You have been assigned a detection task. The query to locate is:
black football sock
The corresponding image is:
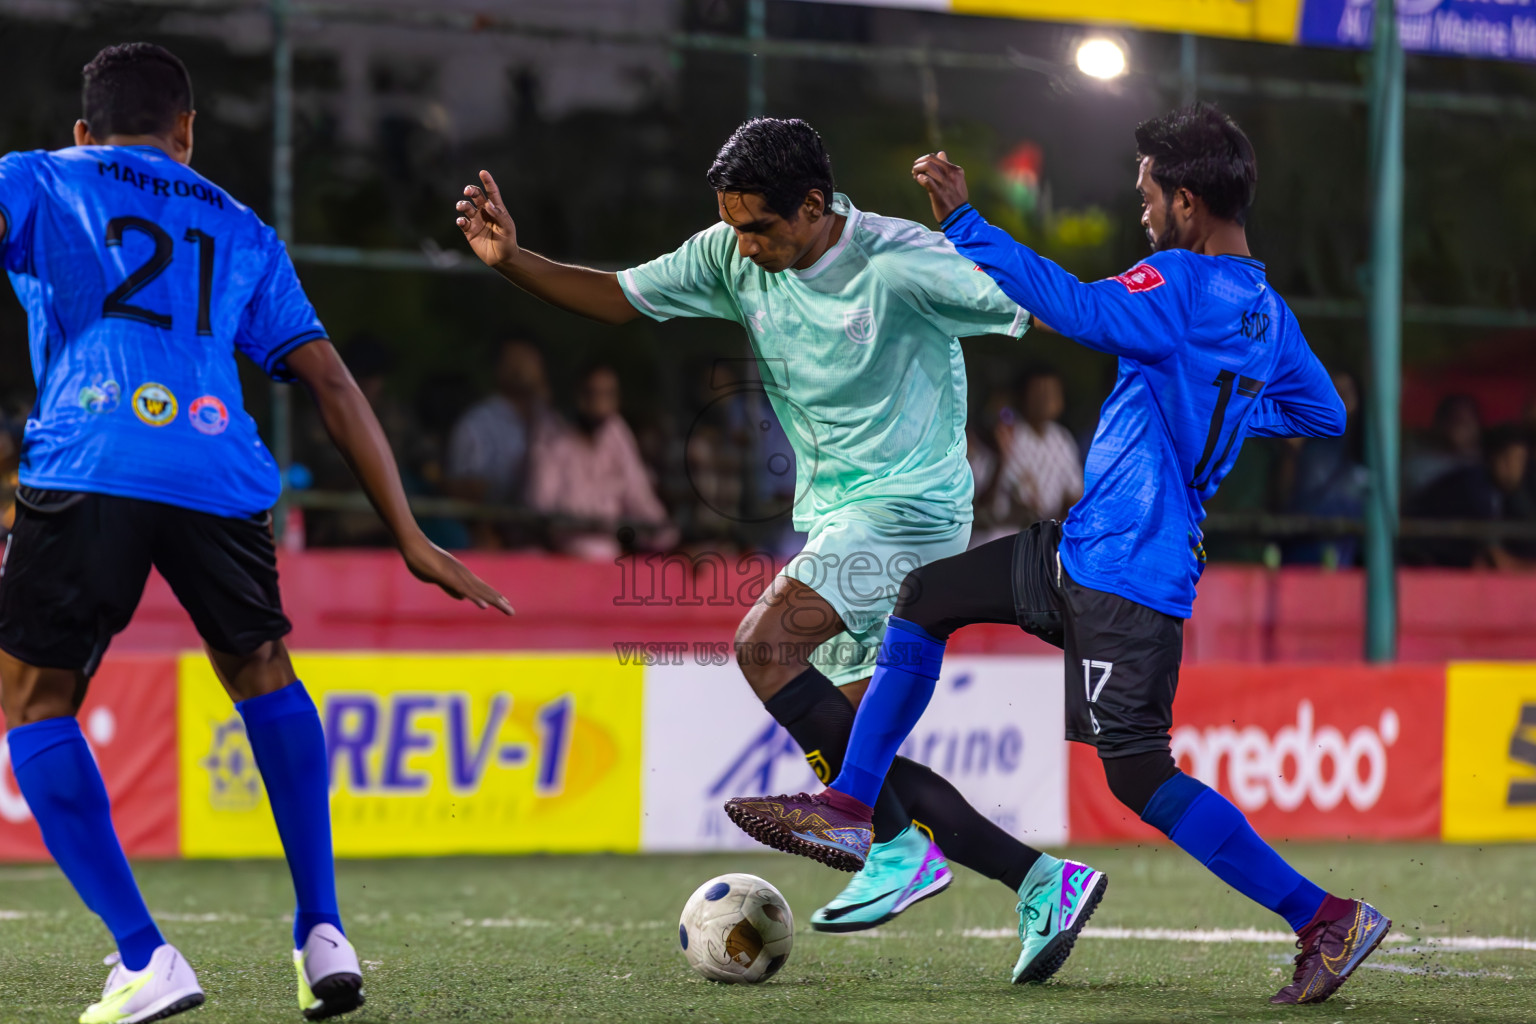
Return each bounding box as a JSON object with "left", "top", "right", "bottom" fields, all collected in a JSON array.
[
  {"left": 761, "top": 666, "right": 910, "bottom": 843},
  {"left": 888, "top": 756, "right": 1042, "bottom": 891}
]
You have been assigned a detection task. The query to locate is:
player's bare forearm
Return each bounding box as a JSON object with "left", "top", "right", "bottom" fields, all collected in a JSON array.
[
  {"left": 286, "top": 341, "right": 514, "bottom": 614},
  {"left": 455, "top": 168, "right": 637, "bottom": 325},
  {"left": 493, "top": 249, "right": 639, "bottom": 325},
  {"left": 286, "top": 342, "right": 420, "bottom": 545}
]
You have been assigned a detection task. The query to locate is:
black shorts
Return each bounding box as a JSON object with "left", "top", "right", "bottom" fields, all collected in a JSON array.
[
  {"left": 1011, "top": 520, "right": 1185, "bottom": 759},
  {"left": 0, "top": 488, "right": 292, "bottom": 676}
]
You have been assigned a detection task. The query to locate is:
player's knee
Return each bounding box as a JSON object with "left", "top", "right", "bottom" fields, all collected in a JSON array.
[
  {"left": 1101, "top": 748, "right": 1180, "bottom": 816},
  {"left": 892, "top": 563, "right": 952, "bottom": 639},
  {"left": 206, "top": 638, "right": 297, "bottom": 703},
  {"left": 0, "top": 660, "right": 85, "bottom": 727}
]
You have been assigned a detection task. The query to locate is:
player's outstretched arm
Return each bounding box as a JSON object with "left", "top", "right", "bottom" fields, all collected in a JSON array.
[
  {"left": 912, "top": 153, "right": 1183, "bottom": 362},
  {"left": 286, "top": 340, "right": 515, "bottom": 615},
  {"left": 455, "top": 170, "right": 639, "bottom": 325}
]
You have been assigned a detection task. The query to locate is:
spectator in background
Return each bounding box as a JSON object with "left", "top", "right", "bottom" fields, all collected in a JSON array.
[
  {"left": 991, "top": 366, "right": 1082, "bottom": 528},
  {"left": 1276, "top": 370, "right": 1367, "bottom": 567},
  {"left": 530, "top": 363, "right": 675, "bottom": 560},
  {"left": 1404, "top": 393, "right": 1482, "bottom": 496},
  {"left": 1406, "top": 423, "right": 1536, "bottom": 568},
  {"left": 298, "top": 334, "right": 432, "bottom": 547},
  {"left": 446, "top": 336, "right": 551, "bottom": 548},
  {"left": 1523, "top": 395, "right": 1536, "bottom": 509}
]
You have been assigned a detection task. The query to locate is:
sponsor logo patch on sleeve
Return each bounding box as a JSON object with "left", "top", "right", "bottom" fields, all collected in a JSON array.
[{"left": 1113, "top": 263, "right": 1165, "bottom": 293}]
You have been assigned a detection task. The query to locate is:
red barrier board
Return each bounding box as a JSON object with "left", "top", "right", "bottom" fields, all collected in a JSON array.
[
  {"left": 0, "top": 656, "right": 180, "bottom": 861},
  {"left": 112, "top": 553, "right": 1536, "bottom": 661},
  {"left": 1069, "top": 664, "right": 1445, "bottom": 842}
]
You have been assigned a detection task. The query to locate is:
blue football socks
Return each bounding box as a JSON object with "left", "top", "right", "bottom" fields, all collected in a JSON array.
[
  {"left": 830, "top": 617, "right": 947, "bottom": 808},
  {"left": 237, "top": 682, "right": 344, "bottom": 948},
  {"left": 1142, "top": 771, "right": 1326, "bottom": 932},
  {"left": 7, "top": 717, "right": 164, "bottom": 970}
]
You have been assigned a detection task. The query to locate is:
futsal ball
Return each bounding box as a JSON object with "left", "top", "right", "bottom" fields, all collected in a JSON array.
[{"left": 678, "top": 873, "right": 794, "bottom": 983}]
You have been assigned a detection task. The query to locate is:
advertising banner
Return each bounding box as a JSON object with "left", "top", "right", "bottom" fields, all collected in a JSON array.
[
  {"left": 641, "top": 656, "right": 1067, "bottom": 852},
  {"left": 0, "top": 656, "right": 179, "bottom": 861},
  {"left": 1069, "top": 664, "right": 1445, "bottom": 842},
  {"left": 1442, "top": 663, "right": 1536, "bottom": 842},
  {"left": 783, "top": 0, "right": 1303, "bottom": 43},
  {"left": 1300, "top": 1, "right": 1536, "bottom": 64},
  {"left": 178, "top": 654, "right": 643, "bottom": 857}
]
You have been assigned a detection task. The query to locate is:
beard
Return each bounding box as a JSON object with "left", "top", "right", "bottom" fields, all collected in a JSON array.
[{"left": 1146, "top": 197, "right": 1178, "bottom": 252}]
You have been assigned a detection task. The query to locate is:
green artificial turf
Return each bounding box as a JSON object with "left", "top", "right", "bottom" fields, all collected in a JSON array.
[{"left": 0, "top": 843, "right": 1531, "bottom": 1023}]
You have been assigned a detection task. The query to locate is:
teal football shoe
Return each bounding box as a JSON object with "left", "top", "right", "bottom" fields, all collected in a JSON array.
[
  {"left": 810, "top": 825, "right": 953, "bottom": 933},
  {"left": 1012, "top": 854, "right": 1108, "bottom": 984}
]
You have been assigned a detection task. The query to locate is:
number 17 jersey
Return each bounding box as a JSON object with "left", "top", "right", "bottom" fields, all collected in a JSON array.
[{"left": 0, "top": 145, "right": 326, "bottom": 518}]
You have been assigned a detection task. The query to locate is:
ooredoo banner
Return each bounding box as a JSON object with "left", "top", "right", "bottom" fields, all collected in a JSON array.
[
  {"left": 1069, "top": 664, "right": 1445, "bottom": 842},
  {"left": 641, "top": 656, "right": 1068, "bottom": 852},
  {"left": 178, "top": 653, "right": 644, "bottom": 857},
  {"left": 0, "top": 656, "right": 180, "bottom": 861}
]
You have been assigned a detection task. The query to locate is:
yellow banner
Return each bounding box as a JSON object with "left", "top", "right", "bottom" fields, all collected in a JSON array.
[
  {"left": 1442, "top": 663, "right": 1536, "bottom": 842},
  {"left": 178, "top": 654, "right": 643, "bottom": 857},
  {"left": 948, "top": 0, "right": 1302, "bottom": 43}
]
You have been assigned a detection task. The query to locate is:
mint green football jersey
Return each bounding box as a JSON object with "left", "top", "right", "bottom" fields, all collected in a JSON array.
[{"left": 618, "top": 194, "right": 1030, "bottom": 529}]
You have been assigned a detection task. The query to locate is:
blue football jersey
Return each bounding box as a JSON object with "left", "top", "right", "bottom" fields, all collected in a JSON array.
[
  {"left": 942, "top": 204, "right": 1345, "bottom": 617},
  {"left": 0, "top": 145, "right": 326, "bottom": 518}
]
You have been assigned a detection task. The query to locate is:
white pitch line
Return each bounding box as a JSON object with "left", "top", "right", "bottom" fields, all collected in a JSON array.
[
  {"left": 1382, "top": 937, "right": 1536, "bottom": 953},
  {"left": 959, "top": 925, "right": 1536, "bottom": 952}
]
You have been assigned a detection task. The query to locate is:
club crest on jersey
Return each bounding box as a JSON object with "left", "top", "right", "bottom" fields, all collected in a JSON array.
[
  {"left": 190, "top": 395, "right": 230, "bottom": 436},
  {"left": 132, "top": 382, "right": 178, "bottom": 426},
  {"left": 77, "top": 380, "right": 121, "bottom": 415},
  {"left": 1114, "top": 263, "right": 1165, "bottom": 293},
  {"left": 844, "top": 307, "right": 876, "bottom": 344}
]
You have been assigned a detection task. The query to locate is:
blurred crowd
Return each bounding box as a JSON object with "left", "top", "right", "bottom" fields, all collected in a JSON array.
[
  {"left": 0, "top": 338, "right": 1531, "bottom": 571},
  {"left": 963, "top": 367, "right": 1536, "bottom": 571}
]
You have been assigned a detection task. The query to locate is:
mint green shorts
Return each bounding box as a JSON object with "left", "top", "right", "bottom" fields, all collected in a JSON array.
[{"left": 777, "top": 508, "right": 971, "bottom": 687}]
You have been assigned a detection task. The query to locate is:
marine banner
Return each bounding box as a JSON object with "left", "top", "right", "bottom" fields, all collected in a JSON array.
[
  {"left": 178, "top": 653, "right": 644, "bottom": 858},
  {"left": 641, "top": 656, "right": 1068, "bottom": 852},
  {"left": 1300, "top": 1, "right": 1536, "bottom": 64}
]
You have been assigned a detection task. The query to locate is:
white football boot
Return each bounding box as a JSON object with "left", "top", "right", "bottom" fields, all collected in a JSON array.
[
  {"left": 79, "top": 944, "right": 204, "bottom": 1024},
  {"left": 293, "top": 923, "right": 365, "bottom": 1021}
]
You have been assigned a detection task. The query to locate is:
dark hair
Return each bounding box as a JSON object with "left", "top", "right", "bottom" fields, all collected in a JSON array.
[
  {"left": 1483, "top": 422, "right": 1528, "bottom": 460},
  {"left": 1134, "top": 104, "right": 1256, "bottom": 224},
  {"left": 578, "top": 361, "right": 618, "bottom": 385},
  {"left": 706, "top": 118, "right": 835, "bottom": 220},
  {"left": 1434, "top": 393, "right": 1481, "bottom": 427},
  {"left": 1015, "top": 364, "right": 1062, "bottom": 390},
  {"left": 81, "top": 43, "right": 193, "bottom": 138}
]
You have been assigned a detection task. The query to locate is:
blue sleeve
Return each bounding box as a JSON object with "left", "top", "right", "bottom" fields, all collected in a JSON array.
[
  {"left": 941, "top": 204, "right": 1195, "bottom": 363},
  {"left": 1244, "top": 324, "right": 1346, "bottom": 439},
  {"left": 0, "top": 152, "right": 41, "bottom": 270},
  {"left": 236, "top": 231, "right": 328, "bottom": 381}
]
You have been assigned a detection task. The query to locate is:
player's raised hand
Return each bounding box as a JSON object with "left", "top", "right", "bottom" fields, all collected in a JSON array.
[
  {"left": 402, "top": 536, "right": 515, "bottom": 615},
  {"left": 456, "top": 170, "right": 520, "bottom": 268},
  {"left": 912, "top": 151, "right": 970, "bottom": 225}
]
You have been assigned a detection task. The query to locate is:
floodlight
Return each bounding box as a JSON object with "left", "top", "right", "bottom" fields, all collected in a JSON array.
[{"left": 1076, "top": 38, "right": 1127, "bottom": 80}]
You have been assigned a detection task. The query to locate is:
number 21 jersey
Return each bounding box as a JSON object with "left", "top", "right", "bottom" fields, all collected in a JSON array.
[{"left": 0, "top": 145, "right": 326, "bottom": 517}]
